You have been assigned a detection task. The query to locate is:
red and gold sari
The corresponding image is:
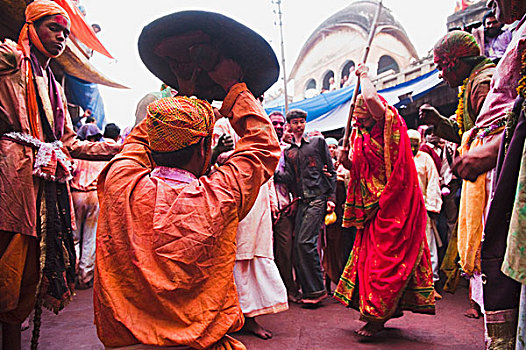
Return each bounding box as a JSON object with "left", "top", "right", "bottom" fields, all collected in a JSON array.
[{"left": 334, "top": 99, "right": 435, "bottom": 322}]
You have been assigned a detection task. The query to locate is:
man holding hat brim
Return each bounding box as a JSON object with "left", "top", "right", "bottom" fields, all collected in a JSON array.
[{"left": 94, "top": 11, "right": 281, "bottom": 350}]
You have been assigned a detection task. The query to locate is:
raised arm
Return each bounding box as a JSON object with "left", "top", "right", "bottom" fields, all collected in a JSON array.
[
  {"left": 356, "top": 63, "right": 385, "bottom": 120},
  {"left": 204, "top": 83, "right": 281, "bottom": 220},
  {"left": 419, "top": 104, "right": 461, "bottom": 144}
]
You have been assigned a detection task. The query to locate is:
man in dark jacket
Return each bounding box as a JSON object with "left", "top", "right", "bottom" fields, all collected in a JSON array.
[{"left": 275, "top": 109, "right": 336, "bottom": 305}]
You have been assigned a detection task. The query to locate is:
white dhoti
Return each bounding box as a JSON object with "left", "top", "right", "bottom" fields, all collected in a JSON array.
[
  {"left": 425, "top": 215, "right": 440, "bottom": 283},
  {"left": 234, "top": 258, "right": 288, "bottom": 317},
  {"left": 213, "top": 118, "right": 288, "bottom": 317},
  {"left": 234, "top": 181, "right": 288, "bottom": 317}
]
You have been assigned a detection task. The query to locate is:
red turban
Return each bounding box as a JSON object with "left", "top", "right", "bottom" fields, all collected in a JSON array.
[{"left": 433, "top": 30, "right": 480, "bottom": 72}]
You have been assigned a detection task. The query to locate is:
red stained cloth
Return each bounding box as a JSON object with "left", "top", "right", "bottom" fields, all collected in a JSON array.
[
  {"left": 335, "top": 101, "right": 435, "bottom": 321},
  {"left": 433, "top": 30, "right": 480, "bottom": 73}
]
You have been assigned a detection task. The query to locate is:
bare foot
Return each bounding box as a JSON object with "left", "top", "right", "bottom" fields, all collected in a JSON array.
[
  {"left": 243, "top": 317, "right": 272, "bottom": 339},
  {"left": 464, "top": 307, "right": 481, "bottom": 319},
  {"left": 434, "top": 290, "right": 442, "bottom": 300},
  {"left": 301, "top": 291, "right": 327, "bottom": 305},
  {"left": 288, "top": 294, "right": 302, "bottom": 304},
  {"left": 355, "top": 322, "right": 385, "bottom": 337}
]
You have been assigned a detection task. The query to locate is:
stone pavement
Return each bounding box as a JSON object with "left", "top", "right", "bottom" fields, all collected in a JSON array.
[{"left": 20, "top": 284, "right": 484, "bottom": 349}]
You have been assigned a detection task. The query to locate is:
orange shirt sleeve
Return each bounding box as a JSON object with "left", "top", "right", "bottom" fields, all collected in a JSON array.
[{"left": 206, "top": 83, "right": 281, "bottom": 220}]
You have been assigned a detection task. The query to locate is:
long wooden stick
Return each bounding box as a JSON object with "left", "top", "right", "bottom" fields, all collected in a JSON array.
[{"left": 341, "top": 0, "right": 383, "bottom": 150}]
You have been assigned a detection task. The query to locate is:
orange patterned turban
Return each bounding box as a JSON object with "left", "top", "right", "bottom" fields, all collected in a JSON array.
[
  {"left": 18, "top": 0, "right": 70, "bottom": 58},
  {"left": 146, "top": 96, "right": 215, "bottom": 153}
]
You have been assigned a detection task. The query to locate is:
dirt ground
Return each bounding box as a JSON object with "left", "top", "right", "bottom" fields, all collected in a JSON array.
[{"left": 19, "top": 283, "right": 484, "bottom": 350}]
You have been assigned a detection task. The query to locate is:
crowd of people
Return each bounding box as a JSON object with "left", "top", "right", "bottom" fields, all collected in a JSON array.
[
  {"left": 419, "top": 0, "right": 526, "bottom": 346},
  {"left": 0, "top": 0, "right": 525, "bottom": 349}
]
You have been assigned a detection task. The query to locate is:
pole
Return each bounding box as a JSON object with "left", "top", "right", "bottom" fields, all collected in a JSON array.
[
  {"left": 275, "top": 0, "right": 289, "bottom": 114},
  {"left": 341, "top": 0, "right": 383, "bottom": 151}
]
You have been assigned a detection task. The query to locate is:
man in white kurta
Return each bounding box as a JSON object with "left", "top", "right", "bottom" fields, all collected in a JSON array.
[
  {"left": 409, "top": 130, "right": 443, "bottom": 299},
  {"left": 213, "top": 117, "right": 288, "bottom": 339}
]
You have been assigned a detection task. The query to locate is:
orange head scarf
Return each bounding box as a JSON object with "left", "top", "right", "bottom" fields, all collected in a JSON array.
[
  {"left": 17, "top": 0, "right": 70, "bottom": 139},
  {"left": 146, "top": 96, "right": 215, "bottom": 153},
  {"left": 18, "top": 0, "right": 70, "bottom": 58}
]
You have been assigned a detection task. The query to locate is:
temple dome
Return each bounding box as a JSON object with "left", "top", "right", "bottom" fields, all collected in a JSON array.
[{"left": 288, "top": 0, "right": 418, "bottom": 101}]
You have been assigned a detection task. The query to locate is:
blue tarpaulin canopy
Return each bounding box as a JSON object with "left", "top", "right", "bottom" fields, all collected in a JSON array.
[{"left": 265, "top": 69, "right": 442, "bottom": 132}]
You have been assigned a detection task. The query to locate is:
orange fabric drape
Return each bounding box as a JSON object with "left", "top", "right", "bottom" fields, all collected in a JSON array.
[
  {"left": 53, "top": 0, "right": 114, "bottom": 59},
  {"left": 94, "top": 86, "right": 281, "bottom": 349},
  {"left": 17, "top": 0, "right": 71, "bottom": 139},
  {"left": 457, "top": 136, "right": 486, "bottom": 276}
]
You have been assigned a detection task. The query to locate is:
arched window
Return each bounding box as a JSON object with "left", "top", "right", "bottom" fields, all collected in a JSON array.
[
  {"left": 304, "top": 79, "right": 317, "bottom": 99},
  {"left": 322, "top": 71, "right": 335, "bottom": 91},
  {"left": 305, "top": 79, "right": 316, "bottom": 90},
  {"left": 341, "top": 60, "right": 355, "bottom": 80},
  {"left": 377, "top": 55, "right": 399, "bottom": 75}
]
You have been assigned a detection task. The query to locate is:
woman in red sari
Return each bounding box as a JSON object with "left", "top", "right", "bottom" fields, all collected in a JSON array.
[{"left": 334, "top": 63, "right": 435, "bottom": 337}]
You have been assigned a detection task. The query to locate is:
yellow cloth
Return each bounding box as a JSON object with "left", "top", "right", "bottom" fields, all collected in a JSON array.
[
  {"left": 353, "top": 94, "right": 368, "bottom": 118},
  {"left": 441, "top": 222, "right": 461, "bottom": 293},
  {"left": 146, "top": 96, "right": 214, "bottom": 152},
  {"left": 0, "top": 232, "right": 39, "bottom": 324},
  {"left": 457, "top": 136, "right": 486, "bottom": 276}
]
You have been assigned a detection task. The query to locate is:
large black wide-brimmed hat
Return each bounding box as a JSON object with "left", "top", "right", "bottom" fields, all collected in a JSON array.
[{"left": 138, "top": 10, "right": 280, "bottom": 101}]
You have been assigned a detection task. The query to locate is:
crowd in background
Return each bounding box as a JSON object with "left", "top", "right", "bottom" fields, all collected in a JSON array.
[{"left": 1, "top": 0, "right": 525, "bottom": 349}]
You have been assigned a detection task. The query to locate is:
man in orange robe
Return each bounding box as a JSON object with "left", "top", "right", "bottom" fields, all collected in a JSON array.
[
  {"left": 0, "top": 2, "right": 120, "bottom": 349},
  {"left": 94, "top": 77, "right": 281, "bottom": 349}
]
